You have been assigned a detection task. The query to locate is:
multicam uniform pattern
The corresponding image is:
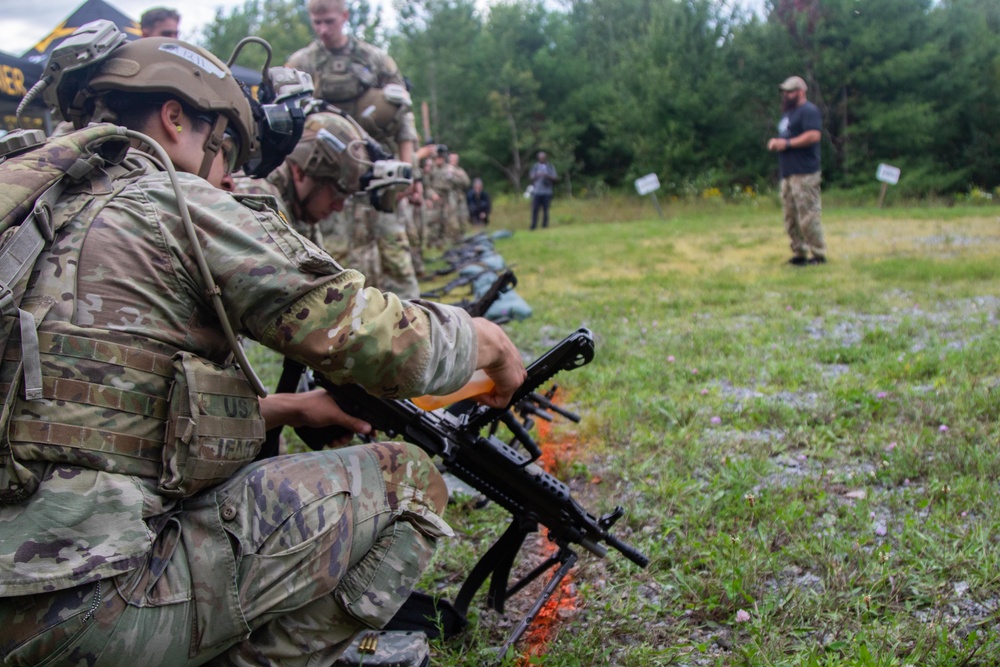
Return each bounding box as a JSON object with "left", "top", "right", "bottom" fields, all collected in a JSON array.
[
  {"left": 231, "top": 162, "right": 317, "bottom": 241},
  {"left": 315, "top": 197, "right": 420, "bottom": 300},
  {"left": 0, "top": 144, "right": 476, "bottom": 666},
  {"left": 424, "top": 162, "right": 450, "bottom": 251},
  {"left": 780, "top": 172, "right": 826, "bottom": 260},
  {"left": 396, "top": 196, "right": 425, "bottom": 278},
  {"left": 444, "top": 163, "right": 471, "bottom": 246},
  {"left": 287, "top": 37, "right": 420, "bottom": 299},
  {"left": 286, "top": 38, "right": 417, "bottom": 147}
]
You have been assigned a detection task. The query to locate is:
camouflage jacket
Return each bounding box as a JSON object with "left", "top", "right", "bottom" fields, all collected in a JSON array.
[
  {"left": 286, "top": 37, "right": 418, "bottom": 151},
  {"left": 427, "top": 164, "right": 467, "bottom": 199},
  {"left": 447, "top": 166, "right": 471, "bottom": 208},
  {"left": 232, "top": 163, "right": 316, "bottom": 241},
  {"left": 0, "top": 148, "right": 476, "bottom": 597}
]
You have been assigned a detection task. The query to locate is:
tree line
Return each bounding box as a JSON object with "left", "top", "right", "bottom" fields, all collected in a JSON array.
[{"left": 203, "top": 0, "right": 1000, "bottom": 198}]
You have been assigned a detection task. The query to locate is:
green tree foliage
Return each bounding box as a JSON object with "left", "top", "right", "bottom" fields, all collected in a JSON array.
[{"left": 199, "top": 0, "right": 999, "bottom": 195}]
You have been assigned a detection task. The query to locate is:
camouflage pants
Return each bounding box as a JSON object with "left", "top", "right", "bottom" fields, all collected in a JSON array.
[
  {"left": 780, "top": 172, "right": 826, "bottom": 259},
  {"left": 0, "top": 443, "right": 450, "bottom": 667},
  {"left": 424, "top": 200, "right": 448, "bottom": 252},
  {"left": 397, "top": 198, "right": 426, "bottom": 277},
  {"left": 319, "top": 200, "right": 419, "bottom": 299},
  {"left": 445, "top": 192, "right": 467, "bottom": 247},
  {"left": 375, "top": 211, "right": 420, "bottom": 299}
]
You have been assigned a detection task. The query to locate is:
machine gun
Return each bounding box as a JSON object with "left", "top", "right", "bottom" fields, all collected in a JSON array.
[
  {"left": 287, "top": 328, "right": 649, "bottom": 658},
  {"left": 452, "top": 267, "right": 517, "bottom": 319}
]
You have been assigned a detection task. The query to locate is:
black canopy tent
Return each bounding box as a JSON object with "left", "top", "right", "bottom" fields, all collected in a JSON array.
[
  {"left": 6, "top": 0, "right": 262, "bottom": 136},
  {"left": 20, "top": 0, "right": 142, "bottom": 67},
  {"left": 21, "top": 0, "right": 263, "bottom": 85},
  {"left": 0, "top": 51, "right": 49, "bottom": 135}
]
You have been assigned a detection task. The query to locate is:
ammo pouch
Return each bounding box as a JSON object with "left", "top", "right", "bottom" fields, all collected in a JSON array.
[{"left": 160, "top": 352, "right": 265, "bottom": 498}]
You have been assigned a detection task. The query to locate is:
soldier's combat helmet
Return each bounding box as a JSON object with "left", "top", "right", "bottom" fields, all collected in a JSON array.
[
  {"left": 286, "top": 112, "right": 369, "bottom": 196},
  {"left": 53, "top": 34, "right": 259, "bottom": 176},
  {"left": 354, "top": 83, "right": 412, "bottom": 144}
]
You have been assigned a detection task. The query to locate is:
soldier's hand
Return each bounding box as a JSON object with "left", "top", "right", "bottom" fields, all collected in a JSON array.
[
  {"left": 260, "top": 390, "right": 372, "bottom": 446},
  {"left": 471, "top": 318, "right": 527, "bottom": 408},
  {"left": 405, "top": 181, "right": 423, "bottom": 206}
]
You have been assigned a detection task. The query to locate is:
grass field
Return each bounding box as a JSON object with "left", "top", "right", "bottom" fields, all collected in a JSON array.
[{"left": 261, "top": 194, "right": 1000, "bottom": 666}]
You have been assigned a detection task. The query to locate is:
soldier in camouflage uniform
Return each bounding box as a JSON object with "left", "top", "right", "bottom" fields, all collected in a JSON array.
[
  {"left": 0, "top": 35, "right": 525, "bottom": 667},
  {"left": 231, "top": 109, "right": 372, "bottom": 245},
  {"left": 423, "top": 146, "right": 450, "bottom": 252},
  {"left": 444, "top": 151, "right": 471, "bottom": 246},
  {"left": 287, "top": 0, "right": 422, "bottom": 298}
]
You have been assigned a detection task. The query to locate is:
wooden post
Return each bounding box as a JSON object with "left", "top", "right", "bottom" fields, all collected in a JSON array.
[
  {"left": 877, "top": 182, "right": 888, "bottom": 209},
  {"left": 650, "top": 193, "right": 665, "bottom": 219}
]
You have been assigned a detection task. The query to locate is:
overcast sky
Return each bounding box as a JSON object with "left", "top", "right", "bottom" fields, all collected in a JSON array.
[
  {"left": 0, "top": 0, "right": 368, "bottom": 57},
  {"left": 1, "top": 0, "right": 764, "bottom": 59}
]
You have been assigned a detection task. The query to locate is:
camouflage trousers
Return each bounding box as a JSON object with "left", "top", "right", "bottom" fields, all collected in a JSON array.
[
  {"left": 397, "top": 198, "right": 426, "bottom": 278},
  {"left": 780, "top": 172, "right": 826, "bottom": 259},
  {"left": 445, "top": 192, "right": 467, "bottom": 247},
  {"left": 0, "top": 443, "right": 450, "bottom": 667},
  {"left": 319, "top": 200, "right": 420, "bottom": 299},
  {"left": 424, "top": 200, "right": 448, "bottom": 252}
]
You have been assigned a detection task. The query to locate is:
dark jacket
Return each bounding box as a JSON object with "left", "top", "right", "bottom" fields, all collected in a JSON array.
[{"left": 467, "top": 188, "right": 492, "bottom": 224}]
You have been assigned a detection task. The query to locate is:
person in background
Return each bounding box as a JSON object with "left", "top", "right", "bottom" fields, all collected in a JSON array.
[
  {"left": 528, "top": 150, "right": 557, "bottom": 230},
  {"left": 424, "top": 144, "right": 450, "bottom": 250},
  {"left": 139, "top": 7, "right": 180, "bottom": 38},
  {"left": 287, "top": 0, "right": 422, "bottom": 298},
  {"left": 467, "top": 177, "right": 491, "bottom": 227},
  {"left": 443, "top": 151, "right": 471, "bottom": 244},
  {"left": 767, "top": 75, "right": 827, "bottom": 266}
]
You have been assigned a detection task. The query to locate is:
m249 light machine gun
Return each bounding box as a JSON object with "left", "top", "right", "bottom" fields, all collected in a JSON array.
[{"left": 290, "top": 328, "right": 649, "bottom": 658}]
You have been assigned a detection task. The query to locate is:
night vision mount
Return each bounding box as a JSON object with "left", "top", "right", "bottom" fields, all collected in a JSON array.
[
  {"left": 16, "top": 20, "right": 128, "bottom": 126},
  {"left": 227, "top": 37, "right": 306, "bottom": 179}
]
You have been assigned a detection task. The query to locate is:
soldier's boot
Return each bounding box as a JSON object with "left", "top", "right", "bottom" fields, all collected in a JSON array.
[{"left": 334, "top": 630, "right": 430, "bottom": 667}]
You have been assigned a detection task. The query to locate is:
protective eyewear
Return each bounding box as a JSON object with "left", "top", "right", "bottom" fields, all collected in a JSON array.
[{"left": 192, "top": 113, "right": 241, "bottom": 175}]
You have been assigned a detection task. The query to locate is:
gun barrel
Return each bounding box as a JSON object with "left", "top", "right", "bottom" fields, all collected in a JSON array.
[
  {"left": 604, "top": 532, "right": 651, "bottom": 567},
  {"left": 526, "top": 391, "right": 580, "bottom": 423}
]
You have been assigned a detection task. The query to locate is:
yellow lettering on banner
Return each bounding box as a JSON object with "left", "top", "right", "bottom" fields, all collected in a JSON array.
[{"left": 0, "top": 65, "right": 27, "bottom": 97}]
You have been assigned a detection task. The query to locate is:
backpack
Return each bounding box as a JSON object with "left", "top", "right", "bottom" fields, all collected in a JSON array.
[{"left": 0, "top": 124, "right": 131, "bottom": 403}]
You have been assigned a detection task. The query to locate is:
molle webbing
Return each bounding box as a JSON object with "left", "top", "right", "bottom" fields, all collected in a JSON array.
[{"left": 3, "top": 330, "right": 177, "bottom": 477}]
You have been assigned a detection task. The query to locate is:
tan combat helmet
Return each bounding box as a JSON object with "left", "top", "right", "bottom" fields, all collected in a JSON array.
[
  {"left": 354, "top": 83, "right": 411, "bottom": 143},
  {"left": 61, "top": 37, "right": 258, "bottom": 176},
  {"left": 286, "top": 112, "right": 370, "bottom": 196}
]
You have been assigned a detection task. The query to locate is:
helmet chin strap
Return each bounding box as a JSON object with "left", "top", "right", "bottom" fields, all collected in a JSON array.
[{"left": 198, "top": 114, "right": 229, "bottom": 179}]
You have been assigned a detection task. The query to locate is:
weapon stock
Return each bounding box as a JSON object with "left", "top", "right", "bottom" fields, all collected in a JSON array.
[{"left": 451, "top": 267, "right": 516, "bottom": 319}]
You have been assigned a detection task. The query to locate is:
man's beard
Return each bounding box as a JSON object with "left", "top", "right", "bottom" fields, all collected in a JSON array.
[{"left": 782, "top": 95, "right": 799, "bottom": 112}]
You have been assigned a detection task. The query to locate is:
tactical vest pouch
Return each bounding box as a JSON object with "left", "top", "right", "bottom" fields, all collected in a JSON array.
[
  {"left": 0, "top": 360, "right": 44, "bottom": 505},
  {"left": 0, "top": 297, "right": 57, "bottom": 505},
  {"left": 318, "top": 55, "right": 367, "bottom": 105},
  {"left": 160, "top": 352, "right": 265, "bottom": 498}
]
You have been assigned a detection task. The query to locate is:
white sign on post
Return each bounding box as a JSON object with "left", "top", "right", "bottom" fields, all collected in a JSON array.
[
  {"left": 634, "top": 173, "right": 661, "bottom": 196},
  {"left": 876, "top": 163, "right": 901, "bottom": 185}
]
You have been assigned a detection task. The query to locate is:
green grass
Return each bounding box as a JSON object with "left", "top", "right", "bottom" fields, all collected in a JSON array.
[{"left": 257, "top": 193, "right": 1000, "bottom": 665}]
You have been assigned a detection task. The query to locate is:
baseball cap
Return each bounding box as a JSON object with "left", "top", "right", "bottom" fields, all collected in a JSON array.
[{"left": 779, "top": 76, "right": 808, "bottom": 92}]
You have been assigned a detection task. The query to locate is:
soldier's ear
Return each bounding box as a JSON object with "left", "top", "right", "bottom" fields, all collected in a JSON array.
[
  {"left": 158, "top": 100, "right": 186, "bottom": 145},
  {"left": 289, "top": 162, "right": 306, "bottom": 185}
]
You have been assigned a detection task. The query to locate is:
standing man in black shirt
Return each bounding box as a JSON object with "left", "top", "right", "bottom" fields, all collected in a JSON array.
[{"left": 767, "top": 76, "right": 827, "bottom": 265}]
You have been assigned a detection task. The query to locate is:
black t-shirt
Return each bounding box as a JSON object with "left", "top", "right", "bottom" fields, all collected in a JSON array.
[{"left": 777, "top": 101, "right": 822, "bottom": 178}]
